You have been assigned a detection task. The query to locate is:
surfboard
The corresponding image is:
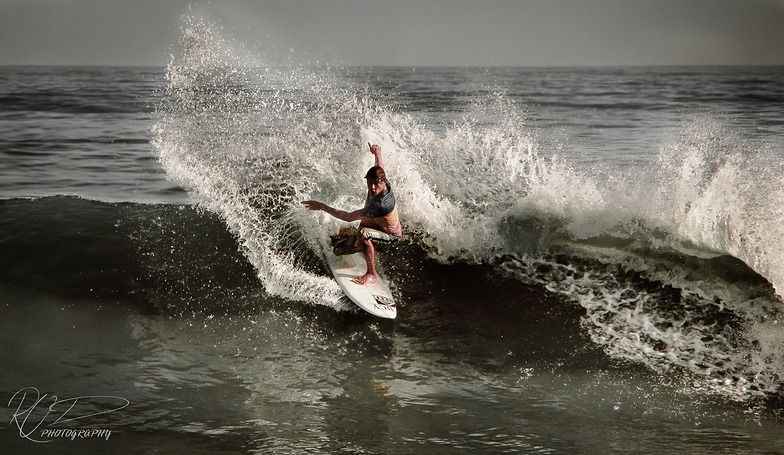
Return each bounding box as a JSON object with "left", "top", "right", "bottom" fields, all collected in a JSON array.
[{"left": 325, "top": 250, "right": 397, "bottom": 319}]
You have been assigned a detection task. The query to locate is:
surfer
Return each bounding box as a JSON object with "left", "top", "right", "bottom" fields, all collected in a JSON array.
[{"left": 301, "top": 143, "right": 403, "bottom": 285}]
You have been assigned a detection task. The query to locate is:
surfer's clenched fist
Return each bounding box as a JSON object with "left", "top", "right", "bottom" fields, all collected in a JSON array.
[{"left": 368, "top": 143, "right": 383, "bottom": 168}]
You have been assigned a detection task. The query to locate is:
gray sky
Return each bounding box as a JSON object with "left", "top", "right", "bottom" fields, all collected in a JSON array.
[{"left": 1, "top": 0, "right": 783, "bottom": 66}]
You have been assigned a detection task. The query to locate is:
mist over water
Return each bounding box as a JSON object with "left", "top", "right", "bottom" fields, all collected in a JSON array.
[{"left": 151, "top": 18, "right": 784, "bottom": 404}]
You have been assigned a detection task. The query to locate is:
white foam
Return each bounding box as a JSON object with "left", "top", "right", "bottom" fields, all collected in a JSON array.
[
  {"left": 154, "top": 19, "right": 784, "bottom": 398},
  {"left": 154, "top": 19, "right": 345, "bottom": 309}
]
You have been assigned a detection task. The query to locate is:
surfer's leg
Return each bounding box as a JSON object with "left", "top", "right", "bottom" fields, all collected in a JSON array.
[{"left": 352, "top": 234, "right": 377, "bottom": 285}]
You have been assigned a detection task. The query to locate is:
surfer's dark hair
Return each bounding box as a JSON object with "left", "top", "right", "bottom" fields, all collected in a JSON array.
[{"left": 364, "top": 166, "right": 387, "bottom": 183}]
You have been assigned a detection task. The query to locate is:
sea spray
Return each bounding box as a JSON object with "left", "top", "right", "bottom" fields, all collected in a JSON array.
[
  {"left": 153, "top": 18, "right": 784, "bottom": 400},
  {"left": 497, "top": 114, "right": 784, "bottom": 399},
  {"left": 152, "top": 19, "right": 552, "bottom": 297},
  {"left": 662, "top": 117, "right": 784, "bottom": 300},
  {"left": 154, "top": 18, "right": 344, "bottom": 308},
  {"left": 152, "top": 19, "right": 488, "bottom": 306}
]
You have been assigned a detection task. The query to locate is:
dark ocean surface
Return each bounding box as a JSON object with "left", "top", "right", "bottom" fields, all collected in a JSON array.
[{"left": 2, "top": 21, "right": 784, "bottom": 454}]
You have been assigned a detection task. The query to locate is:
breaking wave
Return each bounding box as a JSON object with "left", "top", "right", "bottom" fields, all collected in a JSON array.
[{"left": 151, "top": 18, "right": 784, "bottom": 399}]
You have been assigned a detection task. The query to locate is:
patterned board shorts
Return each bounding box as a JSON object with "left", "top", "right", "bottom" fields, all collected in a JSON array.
[
  {"left": 359, "top": 227, "right": 400, "bottom": 242},
  {"left": 331, "top": 227, "right": 401, "bottom": 256}
]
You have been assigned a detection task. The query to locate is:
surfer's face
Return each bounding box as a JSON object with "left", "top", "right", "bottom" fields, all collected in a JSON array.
[{"left": 366, "top": 178, "right": 387, "bottom": 196}]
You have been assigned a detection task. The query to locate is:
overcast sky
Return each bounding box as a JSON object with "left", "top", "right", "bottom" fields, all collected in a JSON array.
[{"left": 1, "top": 0, "right": 783, "bottom": 67}]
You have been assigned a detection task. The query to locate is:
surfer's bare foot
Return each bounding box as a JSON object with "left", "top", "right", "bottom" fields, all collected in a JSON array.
[{"left": 352, "top": 273, "right": 377, "bottom": 285}]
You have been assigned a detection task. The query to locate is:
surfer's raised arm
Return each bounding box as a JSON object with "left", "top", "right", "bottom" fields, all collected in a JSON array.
[{"left": 368, "top": 142, "right": 384, "bottom": 169}]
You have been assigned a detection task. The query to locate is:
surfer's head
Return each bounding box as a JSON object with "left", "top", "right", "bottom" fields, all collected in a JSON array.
[
  {"left": 364, "top": 166, "right": 387, "bottom": 183},
  {"left": 365, "top": 166, "right": 387, "bottom": 196}
]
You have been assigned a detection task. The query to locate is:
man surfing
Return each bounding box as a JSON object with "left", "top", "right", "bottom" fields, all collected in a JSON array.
[{"left": 301, "top": 143, "right": 403, "bottom": 285}]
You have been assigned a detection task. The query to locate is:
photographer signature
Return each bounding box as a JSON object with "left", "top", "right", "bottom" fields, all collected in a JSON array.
[{"left": 8, "top": 386, "right": 129, "bottom": 443}]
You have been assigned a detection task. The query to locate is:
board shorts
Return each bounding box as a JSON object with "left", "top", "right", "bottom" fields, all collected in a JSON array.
[
  {"left": 331, "top": 227, "right": 401, "bottom": 256},
  {"left": 359, "top": 227, "right": 401, "bottom": 243}
]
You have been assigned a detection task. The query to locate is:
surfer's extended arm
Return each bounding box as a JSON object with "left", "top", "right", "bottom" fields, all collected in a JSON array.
[{"left": 301, "top": 200, "right": 363, "bottom": 222}]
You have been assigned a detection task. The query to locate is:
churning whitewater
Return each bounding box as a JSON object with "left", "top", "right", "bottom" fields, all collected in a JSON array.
[{"left": 151, "top": 19, "right": 784, "bottom": 401}]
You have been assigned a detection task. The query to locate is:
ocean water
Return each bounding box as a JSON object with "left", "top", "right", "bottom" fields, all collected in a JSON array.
[{"left": 2, "top": 20, "right": 784, "bottom": 454}]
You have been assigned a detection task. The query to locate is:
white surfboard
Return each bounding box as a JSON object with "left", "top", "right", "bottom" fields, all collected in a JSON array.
[{"left": 325, "top": 250, "right": 397, "bottom": 319}]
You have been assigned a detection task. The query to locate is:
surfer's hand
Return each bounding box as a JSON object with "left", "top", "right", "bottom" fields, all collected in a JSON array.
[
  {"left": 368, "top": 143, "right": 384, "bottom": 168},
  {"left": 301, "top": 200, "right": 323, "bottom": 211},
  {"left": 368, "top": 142, "right": 381, "bottom": 156}
]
